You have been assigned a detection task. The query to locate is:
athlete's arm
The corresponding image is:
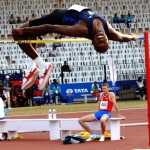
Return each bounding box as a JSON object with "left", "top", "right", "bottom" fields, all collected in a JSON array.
[
  {"left": 95, "top": 92, "right": 102, "bottom": 103},
  {"left": 107, "top": 22, "right": 139, "bottom": 42},
  {"left": 110, "top": 92, "right": 126, "bottom": 119}
]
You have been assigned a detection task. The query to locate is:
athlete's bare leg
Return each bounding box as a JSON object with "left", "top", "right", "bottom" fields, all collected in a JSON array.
[
  {"left": 100, "top": 114, "right": 109, "bottom": 135},
  {"left": 12, "top": 24, "right": 52, "bottom": 39},
  {"left": 12, "top": 22, "right": 38, "bottom": 59},
  {"left": 12, "top": 23, "right": 53, "bottom": 90},
  {"left": 78, "top": 114, "right": 96, "bottom": 134}
]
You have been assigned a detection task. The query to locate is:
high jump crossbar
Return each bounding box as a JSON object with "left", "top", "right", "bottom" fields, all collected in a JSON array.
[
  {"left": 0, "top": 36, "right": 145, "bottom": 44},
  {"left": 0, "top": 39, "right": 91, "bottom": 44}
]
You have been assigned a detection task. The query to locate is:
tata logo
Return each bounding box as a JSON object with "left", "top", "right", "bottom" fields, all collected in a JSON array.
[
  {"left": 66, "top": 89, "right": 89, "bottom": 93},
  {"left": 66, "top": 89, "right": 73, "bottom": 93},
  {"left": 74, "top": 89, "right": 88, "bottom": 93}
]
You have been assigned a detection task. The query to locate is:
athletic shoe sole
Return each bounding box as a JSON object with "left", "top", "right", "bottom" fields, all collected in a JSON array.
[
  {"left": 21, "top": 68, "right": 39, "bottom": 90},
  {"left": 38, "top": 64, "right": 53, "bottom": 90}
]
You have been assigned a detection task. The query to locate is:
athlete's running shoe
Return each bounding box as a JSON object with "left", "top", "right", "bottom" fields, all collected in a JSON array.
[
  {"left": 21, "top": 66, "right": 39, "bottom": 90},
  {"left": 38, "top": 63, "right": 53, "bottom": 90},
  {"left": 99, "top": 134, "right": 105, "bottom": 142},
  {"left": 86, "top": 134, "right": 97, "bottom": 142}
]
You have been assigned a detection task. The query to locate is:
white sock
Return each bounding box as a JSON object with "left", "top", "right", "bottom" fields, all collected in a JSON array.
[
  {"left": 34, "top": 56, "right": 46, "bottom": 70},
  {"left": 27, "top": 57, "right": 36, "bottom": 70}
]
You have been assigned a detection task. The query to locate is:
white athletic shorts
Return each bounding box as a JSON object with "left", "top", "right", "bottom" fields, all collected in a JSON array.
[{"left": 3, "top": 91, "right": 10, "bottom": 98}]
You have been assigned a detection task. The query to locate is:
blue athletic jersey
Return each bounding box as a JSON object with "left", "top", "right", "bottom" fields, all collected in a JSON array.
[{"left": 63, "top": 9, "right": 110, "bottom": 40}]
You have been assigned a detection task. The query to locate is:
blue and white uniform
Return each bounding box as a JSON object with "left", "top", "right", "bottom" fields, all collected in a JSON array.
[
  {"left": 63, "top": 6, "right": 110, "bottom": 39},
  {"left": 29, "top": 4, "right": 110, "bottom": 40}
]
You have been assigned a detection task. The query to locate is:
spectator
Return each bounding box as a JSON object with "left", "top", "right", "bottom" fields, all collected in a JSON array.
[
  {"left": 3, "top": 75, "right": 13, "bottom": 109},
  {"left": 112, "top": 13, "right": 119, "bottom": 24},
  {"left": 42, "top": 82, "right": 52, "bottom": 105},
  {"left": 12, "top": 87, "right": 26, "bottom": 107},
  {"left": 61, "top": 61, "right": 71, "bottom": 73},
  {"left": 91, "top": 81, "right": 101, "bottom": 100},
  {"left": 53, "top": 36, "right": 61, "bottom": 47},
  {"left": 52, "top": 82, "right": 63, "bottom": 104},
  {"left": 52, "top": 79, "right": 59, "bottom": 84},
  {"left": 119, "top": 14, "right": 126, "bottom": 23},
  {"left": 12, "top": 89, "right": 18, "bottom": 106},
  {"left": 9, "top": 84, "right": 15, "bottom": 108},
  {"left": 30, "top": 13, "right": 36, "bottom": 20},
  {"left": 9, "top": 14, "right": 16, "bottom": 24},
  {"left": 136, "top": 76, "right": 147, "bottom": 100},
  {"left": 49, "top": 45, "right": 59, "bottom": 57},
  {"left": 125, "top": 12, "right": 134, "bottom": 28},
  {"left": 16, "top": 17, "right": 22, "bottom": 24},
  {"left": 24, "top": 87, "right": 34, "bottom": 106},
  {"left": 24, "top": 17, "right": 29, "bottom": 23},
  {"left": 61, "top": 61, "right": 71, "bottom": 84}
]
